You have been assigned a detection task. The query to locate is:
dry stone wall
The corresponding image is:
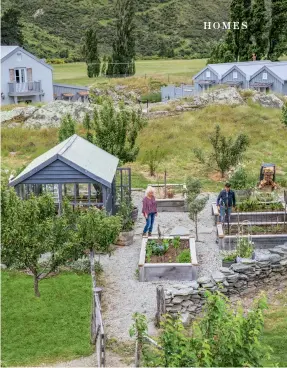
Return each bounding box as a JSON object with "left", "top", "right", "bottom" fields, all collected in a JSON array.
[{"left": 157, "top": 244, "right": 287, "bottom": 325}]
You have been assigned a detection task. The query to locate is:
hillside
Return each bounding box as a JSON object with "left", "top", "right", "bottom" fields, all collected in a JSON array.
[{"left": 1, "top": 0, "right": 231, "bottom": 60}]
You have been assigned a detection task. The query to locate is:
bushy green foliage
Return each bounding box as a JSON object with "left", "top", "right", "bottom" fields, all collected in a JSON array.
[
  {"left": 209, "top": 125, "right": 249, "bottom": 178},
  {"left": 93, "top": 101, "right": 147, "bottom": 164},
  {"left": 1, "top": 8, "right": 24, "bottom": 46},
  {"left": 1, "top": 189, "right": 79, "bottom": 296},
  {"left": 76, "top": 207, "right": 122, "bottom": 255},
  {"left": 117, "top": 196, "right": 135, "bottom": 231},
  {"left": 229, "top": 166, "right": 256, "bottom": 190},
  {"left": 83, "top": 113, "right": 93, "bottom": 142},
  {"left": 58, "top": 114, "right": 76, "bottom": 142},
  {"left": 66, "top": 256, "right": 103, "bottom": 274},
  {"left": 140, "top": 92, "right": 161, "bottom": 103},
  {"left": 107, "top": 0, "right": 136, "bottom": 76},
  {"left": 130, "top": 292, "right": 271, "bottom": 367},
  {"left": 176, "top": 249, "right": 191, "bottom": 263},
  {"left": 82, "top": 28, "right": 100, "bottom": 78},
  {"left": 142, "top": 146, "right": 165, "bottom": 176}
]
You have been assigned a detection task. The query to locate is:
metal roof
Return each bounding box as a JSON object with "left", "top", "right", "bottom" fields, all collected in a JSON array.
[
  {"left": 9, "top": 135, "right": 119, "bottom": 188},
  {"left": 266, "top": 65, "right": 287, "bottom": 81},
  {"left": 1, "top": 46, "right": 18, "bottom": 59},
  {"left": 193, "top": 60, "right": 273, "bottom": 80},
  {"left": 1, "top": 46, "right": 53, "bottom": 70}
]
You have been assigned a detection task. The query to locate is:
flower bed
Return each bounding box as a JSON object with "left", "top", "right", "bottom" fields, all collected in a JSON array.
[
  {"left": 229, "top": 224, "right": 287, "bottom": 235},
  {"left": 138, "top": 236, "right": 198, "bottom": 282}
]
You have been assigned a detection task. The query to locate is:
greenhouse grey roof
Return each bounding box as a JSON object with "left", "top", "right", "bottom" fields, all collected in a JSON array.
[{"left": 9, "top": 135, "right": 119, "bottom": 188}]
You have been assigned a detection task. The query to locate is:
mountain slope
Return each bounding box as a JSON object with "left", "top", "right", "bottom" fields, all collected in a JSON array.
[{"left": 2, "top": 0, "right": 231, "bottom": 59}]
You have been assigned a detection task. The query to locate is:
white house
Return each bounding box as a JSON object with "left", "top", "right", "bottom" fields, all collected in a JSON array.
[{"left": 1, "top": 46, "right": 53, "bottom": 105}]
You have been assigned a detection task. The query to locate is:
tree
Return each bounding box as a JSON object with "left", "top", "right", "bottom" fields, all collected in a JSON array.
[
  {"left": 58, "top": 114, "right": 76, "bottom": 142},
  {"left": 82, "top": 28, "right": 101, "bottom": 78},
  {"left": 142, "top": 146, "right": 165, "bottom": 176},
  {"left": 251, "top": 0, "right": 268, "bottom": 60},
  {"left": 101, "top": 55, "right": 108, "bottom": 76},
  {"left": 282, "top": 102, "right": 287, "bottom": 127},
  {"left": 1, "top": 190, "right": 79, "bottom": 297},
  {"left": 267, "top": 0, "right": 287, "bottom": 60},
  {"left": 130, "top": 292, "right": 271, "bottom": 367},
  {"left": 1, "top": 8, "right": 24, "bottom": 46},
  {"left": 77, "top": 207, "right": 122, "bottom": 257},
  {"left": 93, "top": 101, "right": 147, "bottom": 163},
  {"left": 83, "top": 113, "right": 93, "bottom": 142},
  {"left": 185, "top": 177, "right": 208, "bottom": 241},
  {"left": 110, "top": 0, "right": 136, "bottom": 76},
  {"left": 209, "top": 124, "right": 249, "bottom": 178}
]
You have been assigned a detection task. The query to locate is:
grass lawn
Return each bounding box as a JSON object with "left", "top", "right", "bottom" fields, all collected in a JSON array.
[
  {"left": 1, "top": 271, "right": 93, "bottom": 366},
  {"left": 52, "top": 59, "right": 207, "bottom": 86},
  {"left": 2, "top": 103, "right": 287, "bottom": 190},
  {"left": 263, "top": 288, "right": 287, "bottom": 366}
]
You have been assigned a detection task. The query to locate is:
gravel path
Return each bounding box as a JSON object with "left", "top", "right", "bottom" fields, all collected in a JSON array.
[
  {"left": 50, "top": 191, "right": 221, "bottom": 367},
  {"left": 99, "top": 191, "right": 220, "bottom": 341}
]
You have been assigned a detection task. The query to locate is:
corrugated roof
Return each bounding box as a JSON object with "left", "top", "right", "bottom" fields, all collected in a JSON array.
[
  {"left": 1, "top": 46, "right": 19, "bottom": 60},
  {"left": 9, "top": 135, "right": 119, "bottom": 187}
]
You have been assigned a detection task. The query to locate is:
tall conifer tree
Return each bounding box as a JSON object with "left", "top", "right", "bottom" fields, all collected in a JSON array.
[
  {"left": 1, "top": 8, "right": 24, "bottom": 46},
  {"left": 268, "top": 0, "right": 287, "bottom": 60},
  {"left": 109, "top": 0, "right": 136, "bottom": 76},
  {"left": 251, "top": 0, "right": 268, "bottom": 60},
  {"left": 83, "top": 28, "right": 101, "bottom": 78}
]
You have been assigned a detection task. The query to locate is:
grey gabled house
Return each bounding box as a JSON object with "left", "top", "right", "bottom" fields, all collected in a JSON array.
[
  {"left": 9, "top": 135, "right": 120, "bottom": 214},
  {"left": 249, "top": 64, "right": 287, "bottom": 94},
  {"left": 1, "top": 45, "right": 53, "bottom": 105},
  {"left": 193, "top": 61, "right": 271, "bottom": 93}
]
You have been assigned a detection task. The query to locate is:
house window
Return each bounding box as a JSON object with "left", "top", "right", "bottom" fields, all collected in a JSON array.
[
  {"left": 262, "top": 72, "right": 268, "bottom": 80},
  {"left": 14, "top": 68, "right": 26, "bottom": 83},
  {"left": 206, "top": 70, "right": 210, "bottom": 78},
  {"left": 233, "top": 71, "right": 238, "bottom": 79}
]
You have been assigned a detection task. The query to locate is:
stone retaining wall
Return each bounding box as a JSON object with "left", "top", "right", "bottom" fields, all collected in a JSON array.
[{"left": 156, "top": 244, "right": 287, "bottom": 325}]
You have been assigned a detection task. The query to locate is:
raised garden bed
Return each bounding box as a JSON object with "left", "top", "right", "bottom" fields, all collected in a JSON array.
[
  {"left": 150, "top": 184, "right": 187, "bottom": 212},
  {"left": 138, "top": 236, "right": 198, "bottom": 282},
  {"left": 217, "top": 223, "right": 287, "bottom": 250},
  {"left": 212, "top": 203, "right": 286, "bottom": 224},
  {"left": 228, "top": 224, "right": 287, "bottom": 235}
]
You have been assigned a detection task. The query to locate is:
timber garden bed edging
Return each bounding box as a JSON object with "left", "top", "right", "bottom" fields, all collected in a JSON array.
[{"left": 138, "top": 236, "right": 198, "bottom": 282}]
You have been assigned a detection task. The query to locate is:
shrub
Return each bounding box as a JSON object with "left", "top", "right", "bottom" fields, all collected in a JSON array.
[
  {"left": 176, "top": 249, "right": 191, "bottom": 263},
  {"left": 229, "top": 166, "right": 249, "bottom": 189},
  {"left": 281, "top": 102, "right": 287, "bottom": 127},
  {"left": 142, "top": 146, "right": 165, "bottom": 176},
  {"left": 140, "top": 92, "right": 161, "bottom": 103}
]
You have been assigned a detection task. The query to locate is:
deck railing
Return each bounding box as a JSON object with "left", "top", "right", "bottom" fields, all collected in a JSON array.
[{"left": 8, "top": 81, "right": 41, "bottom": 94}]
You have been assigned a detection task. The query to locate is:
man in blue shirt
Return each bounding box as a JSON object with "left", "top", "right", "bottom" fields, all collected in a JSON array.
[{"left": 217, "top": 183, "right": 236, "bottom": 225}]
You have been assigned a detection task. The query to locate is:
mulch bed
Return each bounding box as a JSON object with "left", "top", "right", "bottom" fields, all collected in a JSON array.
[{"left": 146, "top": 238, "right": 190, "bottom": 263}]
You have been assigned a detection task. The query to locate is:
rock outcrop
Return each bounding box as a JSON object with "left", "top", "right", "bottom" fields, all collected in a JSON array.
[
  {"left": 252, "top": 92, "right": 284, "bottom": 109},
  {"left": 24, "top": 100, "right": 95, "bottom": 127}
]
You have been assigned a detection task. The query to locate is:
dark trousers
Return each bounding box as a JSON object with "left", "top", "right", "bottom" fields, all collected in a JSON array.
[{"left": 143, "top": 212, "right": 156, "bottom": 233}]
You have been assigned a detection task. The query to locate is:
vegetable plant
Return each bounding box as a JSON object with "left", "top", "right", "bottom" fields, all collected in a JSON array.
[
  {"left": 172, "top": 236, "right": 180, "bottom": 255},
  {"left": 176, "top": 249, "right": 191, "bottom": 263}
]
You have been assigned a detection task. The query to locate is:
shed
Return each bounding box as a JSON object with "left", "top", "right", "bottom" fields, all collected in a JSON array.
[{"left": 9, "top": 134, "right": 123, "bottom": 214}]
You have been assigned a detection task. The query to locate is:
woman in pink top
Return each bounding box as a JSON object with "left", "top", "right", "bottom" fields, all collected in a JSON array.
[{"left": 142, "top": 186, "right": 157, "bottom": 236}]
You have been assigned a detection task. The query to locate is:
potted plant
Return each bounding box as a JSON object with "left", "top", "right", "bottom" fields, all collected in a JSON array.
[
  {"left": 221, "top": 250, "right": 238, "bottom": 268},
  {"left": 116, "top": 198, "right": 135, "bottom": 246}
]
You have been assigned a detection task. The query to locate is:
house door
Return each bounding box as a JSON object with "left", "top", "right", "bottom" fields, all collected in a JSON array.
[{"left": 14, "top": 68, "right": 28, "bottom": 92}]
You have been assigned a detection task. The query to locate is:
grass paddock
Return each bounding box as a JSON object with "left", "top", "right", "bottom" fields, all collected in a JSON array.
[{"left": 1, "top": 271, "right": 93, "bottom": 366}]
